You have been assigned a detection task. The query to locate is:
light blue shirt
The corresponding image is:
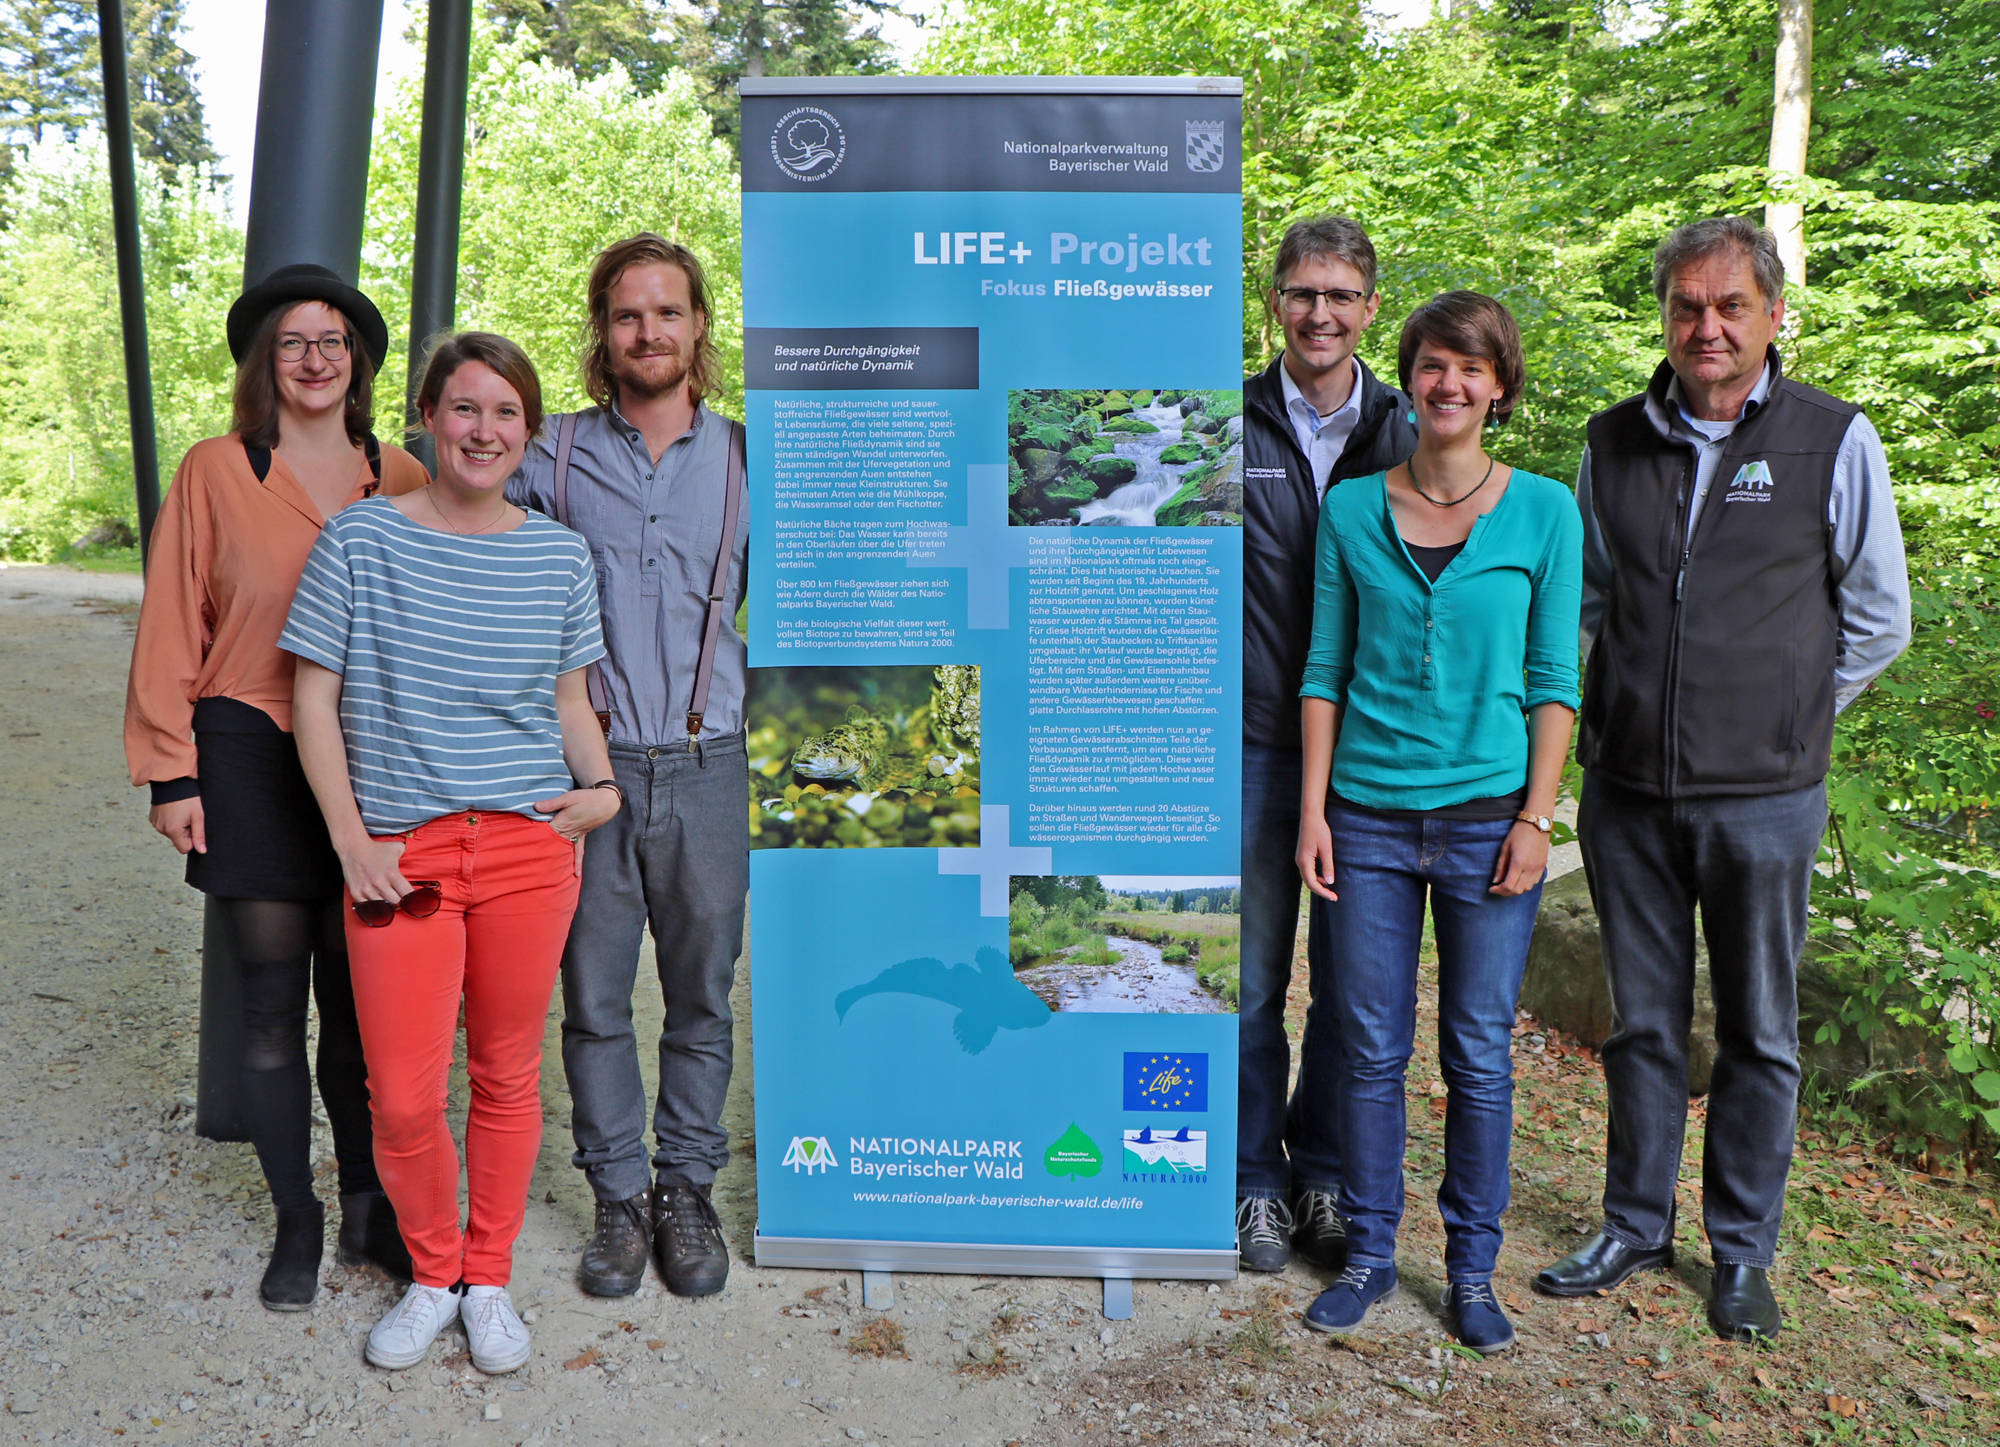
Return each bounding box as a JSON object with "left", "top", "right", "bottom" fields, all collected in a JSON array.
[
  {"left": 1575, "top": 363, "right": 1912, "bottom": 711},
  {"left": 1279, "top": 356, "right": 1364, "bottom": 501},
  {"left": 279, "top": 500, "right": 605, "bottom": 834}
]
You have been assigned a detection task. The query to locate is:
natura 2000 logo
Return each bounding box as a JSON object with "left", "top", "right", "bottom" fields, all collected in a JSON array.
[{"left": 783, "top": 1135, "right": 839, "bottom": 1174}]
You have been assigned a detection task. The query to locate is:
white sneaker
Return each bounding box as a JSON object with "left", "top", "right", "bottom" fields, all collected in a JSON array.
[
  {"left": 461, "top": 1285, "right": 532, "bottom": 1374},
  {"left": 365, "top": 1283, "right": 460, "bottom": 1370}
]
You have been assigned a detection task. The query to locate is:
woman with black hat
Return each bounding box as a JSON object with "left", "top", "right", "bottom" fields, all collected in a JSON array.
[{"left": 125, "top": 266, "right": 430, "bottom": 1309}]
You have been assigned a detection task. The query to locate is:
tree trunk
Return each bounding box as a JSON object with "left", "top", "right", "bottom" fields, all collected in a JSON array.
[
  {"left": 744, "top": 0, "right": 767, "bottom": 78},
  {"left": 1766, "top": 0, "right": 1812, "bottom": 287}
]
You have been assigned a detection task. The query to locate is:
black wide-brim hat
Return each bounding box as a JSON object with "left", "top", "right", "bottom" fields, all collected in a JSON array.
[{"left": 226, "top": 264, "right": 391, "bottom": 370}]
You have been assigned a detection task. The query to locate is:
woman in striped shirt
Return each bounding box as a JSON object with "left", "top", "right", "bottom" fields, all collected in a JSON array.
[{"left": 283, "top": 333, "right": 620, "bottom": 1375}]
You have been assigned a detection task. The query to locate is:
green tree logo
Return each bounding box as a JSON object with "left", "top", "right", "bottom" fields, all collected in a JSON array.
[{"left": 1044, "top": 1123, "right": 1102, "bottom": 1178}]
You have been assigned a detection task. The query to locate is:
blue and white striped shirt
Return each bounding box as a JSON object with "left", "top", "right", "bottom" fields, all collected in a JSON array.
[{"left": 279, "top": 498, "right": 606, "bottom": 833}]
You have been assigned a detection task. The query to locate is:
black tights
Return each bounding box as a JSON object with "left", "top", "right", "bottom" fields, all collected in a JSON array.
[{"left": 224, "top": 897, "right": 379, "bottom": 1210}]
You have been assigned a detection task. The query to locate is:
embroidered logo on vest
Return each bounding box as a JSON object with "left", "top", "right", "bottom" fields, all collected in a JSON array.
[{"left": 1724, "top": 460, "right": 1774, "bottom": 502}]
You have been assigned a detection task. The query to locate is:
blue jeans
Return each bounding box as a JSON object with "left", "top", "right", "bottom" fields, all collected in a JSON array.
[
  {"left": 1237, "top": 744, "right": 1343, "bottom": 1199},
  {"left": 1581, "top": 773, "right": 1825, "bottom": 1268},
  {"left": 1325, "top": 805, "right": 1542, "bottom": 1282}
]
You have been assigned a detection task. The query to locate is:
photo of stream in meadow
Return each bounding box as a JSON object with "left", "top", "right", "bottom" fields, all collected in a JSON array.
[{"left": 1008, "top": 875, "right": 1241, "bottom": 1015}]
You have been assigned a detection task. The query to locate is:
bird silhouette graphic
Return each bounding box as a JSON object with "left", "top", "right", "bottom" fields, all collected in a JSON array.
[{"left": 833, "top": 947, "right": 1052, "bottom": 1054}]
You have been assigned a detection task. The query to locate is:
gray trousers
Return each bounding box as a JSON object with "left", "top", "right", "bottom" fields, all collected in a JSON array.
[
  {"left": 1581, "top": 772, "right": 1826, "bottom": 1268},
  {"left": 561, "top": 733, "right": 749, "bottom": 1201}
]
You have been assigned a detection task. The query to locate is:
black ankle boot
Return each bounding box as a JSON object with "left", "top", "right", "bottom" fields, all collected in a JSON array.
[
  {"left": 336, "top": 1191, "right": 414, "bottom": 1281},
  {"left": 260, "top": 1199, "right": 325, "bottom": 1311}
]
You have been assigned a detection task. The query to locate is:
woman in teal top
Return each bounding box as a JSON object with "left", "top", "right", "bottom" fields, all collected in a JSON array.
[{"left": 1293, "top": 292, "right": 1582, "bottom": 1352}]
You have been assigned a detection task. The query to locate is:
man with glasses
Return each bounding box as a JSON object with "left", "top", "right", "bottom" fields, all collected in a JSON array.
[
  {"left": 1537, "top": 217, "right": 1909, "bottom": 1340},
  {"left": 1237, "top": 216, "right": 1417, "bottom": 1273}
]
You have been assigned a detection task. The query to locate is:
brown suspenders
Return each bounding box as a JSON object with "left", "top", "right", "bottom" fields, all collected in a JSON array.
[{"left": 551, "top": 410, "right": 747, "bottom": 758}]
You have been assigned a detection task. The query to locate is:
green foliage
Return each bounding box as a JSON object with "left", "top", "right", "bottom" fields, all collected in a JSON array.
[
  {"left": 483, "top": 0, "right": 681, "bottom": 93},
  {"left": 667, "top": 0, "right": 899, "bottom": 140},
  {"left": 0, "top": 1, "right": 218, "bottom": 171},
  {"left": 0, "top": 136, "right": 237, "bottom": 558},
  {"left": 1009, "top": 875, "right": 1111, "bottom": 964},
  {"left": 364, "top": 20, "right": 742, "bottom": 425},
  {"left": 1811, "top": 480, "right": 2000, "bottom": 1151}
]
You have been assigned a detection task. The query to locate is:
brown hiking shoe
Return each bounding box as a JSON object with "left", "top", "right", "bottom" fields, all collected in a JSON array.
[
  {"left": 579, "top": 1190, "right": 652, "bottom": 1297},
  {"left": 652, "top": 1182, "right": 729, "bottom": 1297}
]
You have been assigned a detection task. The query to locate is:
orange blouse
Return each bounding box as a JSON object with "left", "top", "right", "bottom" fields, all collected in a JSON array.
[{"left": 124, "top": 433, "right": 430, "bottom": 789}]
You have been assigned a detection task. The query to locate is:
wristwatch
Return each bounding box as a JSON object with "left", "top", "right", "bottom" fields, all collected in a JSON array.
[{"left": 1516, "top": 811, "right": 1552, "bottom": 834}]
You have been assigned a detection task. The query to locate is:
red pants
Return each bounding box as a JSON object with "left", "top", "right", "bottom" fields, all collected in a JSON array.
[{"left": 346, "top": 811, "right": 578, "bottom": 1287}]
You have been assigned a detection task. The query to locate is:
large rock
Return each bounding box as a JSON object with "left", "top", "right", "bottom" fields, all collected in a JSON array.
[
  {"left": 1523, "top": 869, "right": 1931, "bottom": 1098},
  {"left": 1016, "top": 446, "right": 1062, "bottom": 485},
  {"left": 1083, "top": 454, "right": 1138, "bottom": 487},
  {"left": 1521, "top": 870, "right": 1717, "bottom": 1095}
]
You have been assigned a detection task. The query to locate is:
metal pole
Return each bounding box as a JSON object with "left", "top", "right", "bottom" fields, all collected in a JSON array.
[
  {"left": 241, "top": 0, "right": 386, "bottom": 286},
  {"left": 197, "top": 0, "right": 386, "bottom": 1145},
  {"left": 96, "top": 0, "right": 162, "bottom": 562},
  {"left": 403, "top": 0, "right": 474, "bottom": 473}
]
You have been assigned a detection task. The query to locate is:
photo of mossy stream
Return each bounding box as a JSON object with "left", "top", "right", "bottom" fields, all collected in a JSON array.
[
  {"left": 1007, "top": 387, "right": 1244, "bottom": 527},
  {"left": 746, "top": 665, "right": 981, "bottom": 849}
]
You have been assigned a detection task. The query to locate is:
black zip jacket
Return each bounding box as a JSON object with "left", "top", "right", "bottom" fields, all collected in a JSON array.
[
  {"left": 1578, "top": 350, "right": 1857, "bottom": 796},
  {"left": 1242, "top": 354, "right": 1418, "bottom": 750}
]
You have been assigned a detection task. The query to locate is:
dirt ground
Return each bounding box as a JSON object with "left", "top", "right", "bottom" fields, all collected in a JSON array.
[{"left": 1, "top": 563, "right": 1995, "bottom": 1447}]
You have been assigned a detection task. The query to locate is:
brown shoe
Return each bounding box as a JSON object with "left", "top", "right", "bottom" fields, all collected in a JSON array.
[
  {"left": 653, "top": 1183, "right": 729, "bottom": 1297},
  {"left": 579, "top": 1190, "right": 652, "bottom": 1297}
]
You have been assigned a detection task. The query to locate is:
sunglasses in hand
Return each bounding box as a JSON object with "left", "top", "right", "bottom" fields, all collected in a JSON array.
[{"left": 351, "top": 881, "right": 443, "bottom": 928}]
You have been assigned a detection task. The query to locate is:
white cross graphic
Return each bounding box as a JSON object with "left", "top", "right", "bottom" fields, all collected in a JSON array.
[
  {"left": 906, "top": 464, "right": 1063, "bottom": 628},
  {"left": 938, "top": 805, "right": 1052, "bottom": 915}
]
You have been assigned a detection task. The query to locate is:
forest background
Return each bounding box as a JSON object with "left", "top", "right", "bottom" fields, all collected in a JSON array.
[{"left": 1, "top": 0, "right": 1996, "bottom": 1159}]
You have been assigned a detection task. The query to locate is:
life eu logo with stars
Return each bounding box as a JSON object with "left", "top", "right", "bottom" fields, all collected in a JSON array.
[{"left": 1123, "top": 1052, "right": 1208, "bottom": 1112}]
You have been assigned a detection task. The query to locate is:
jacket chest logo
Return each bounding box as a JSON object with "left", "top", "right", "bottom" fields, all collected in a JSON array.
[{"left": 1723, "top": 460, "right": 1774, "bottom": 503}]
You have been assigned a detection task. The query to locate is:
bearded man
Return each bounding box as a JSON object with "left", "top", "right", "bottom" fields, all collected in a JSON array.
[{"left": 507, "top": 235, "right": 748, "bottom": 1299}]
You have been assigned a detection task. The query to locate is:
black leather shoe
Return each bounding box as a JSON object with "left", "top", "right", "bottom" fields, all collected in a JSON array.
[
  {"left": 336, "top": 1191, "right": 413, "bottom": 1281},
  {"left": 1534, "top": 1232, "right": 1674, "bottom": 1297},
  {"left": 260, "top": 1199, "right": 325, "bottom": 1311},
  {"left": 1291, "top": 1189, "right": 1348, "bottom": 1271},
  {"left": 580, "top": 1190, "right": 654, "bottom": 1297},
  {"left": 654, "top": 1183, "right": 729, "bottom": 1297},
  {"left": 1708, "top": 1264, "right": 1781, "bottom": 1342},
  {"left": 1235, "top": 1195, "right": 1292, "bottom": 1273}
]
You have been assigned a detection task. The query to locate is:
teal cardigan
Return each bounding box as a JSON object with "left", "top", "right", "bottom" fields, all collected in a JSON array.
[{"left": 1299, "top": 469, "right": 1583, "bottom": 811}]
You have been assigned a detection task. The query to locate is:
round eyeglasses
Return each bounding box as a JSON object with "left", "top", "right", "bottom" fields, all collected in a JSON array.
[{"left": 277, "top": 333, "right": 350, "bottom": 362}]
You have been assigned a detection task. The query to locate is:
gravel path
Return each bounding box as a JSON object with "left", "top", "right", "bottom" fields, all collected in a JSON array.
[{"left": 0, "top": 565, "right": 1364, "bottom": 1447}]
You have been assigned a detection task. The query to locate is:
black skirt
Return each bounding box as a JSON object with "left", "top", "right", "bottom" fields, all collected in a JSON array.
[{"left": 185, "top": 699, "right": 344, "bottom": 900}]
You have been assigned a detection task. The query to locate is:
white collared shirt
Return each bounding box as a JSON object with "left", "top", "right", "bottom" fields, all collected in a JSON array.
[{"left": 1279, "top": 355, "right": 1364, "bottom": 501}]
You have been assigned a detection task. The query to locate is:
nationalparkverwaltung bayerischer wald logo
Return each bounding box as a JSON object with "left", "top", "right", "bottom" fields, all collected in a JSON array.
[
  {"left": 772, "top": 106, "right": 846, "bottom": 183},
  {"left": 1185, "top": 120, "right": 1225, "bottom": 173}
]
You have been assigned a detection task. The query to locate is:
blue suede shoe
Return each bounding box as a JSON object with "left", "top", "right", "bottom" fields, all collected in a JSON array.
[
  {"left": 1445, "top": 1281, "right": 1516, "bottom": 1354},
  {"left": 1303, "top": 1264, "right": 1398, "bottom": 1333}
]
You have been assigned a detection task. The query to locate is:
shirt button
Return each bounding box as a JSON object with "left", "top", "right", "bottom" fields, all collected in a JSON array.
[
  {"left": 649, "top": 515, "right": 658, "bottom": 523},
  {"left": 1423, "top": 654, "right": 1431, "bottom": 662},
  {"left": 1425, "top": 619, "right": 1433, "bottom": 629},
  {"left": 647, "top": 558, "right": 656, "bottom": 566}
]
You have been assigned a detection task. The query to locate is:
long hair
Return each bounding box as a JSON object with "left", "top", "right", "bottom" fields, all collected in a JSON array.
[
  {"left": 580, "top": 233, "right": 716, "bottom": 409},
  {"left": 231, "top": 302, "right": 375, "bottom": 449}
]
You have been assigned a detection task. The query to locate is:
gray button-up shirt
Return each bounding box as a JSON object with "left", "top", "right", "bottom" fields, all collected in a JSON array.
[{"left": 508, "top": 401, "right": 748, "bottom": 745}]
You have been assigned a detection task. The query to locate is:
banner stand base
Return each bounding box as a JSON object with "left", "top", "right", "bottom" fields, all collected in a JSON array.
[{"left": 754, "top": 1230, "right": 1238, "bottom": 1283}]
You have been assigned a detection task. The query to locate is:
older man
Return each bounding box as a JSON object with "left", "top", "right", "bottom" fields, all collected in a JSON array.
[{"left": 1537, "top": 218, "right": 1910, "bottom": 1340}]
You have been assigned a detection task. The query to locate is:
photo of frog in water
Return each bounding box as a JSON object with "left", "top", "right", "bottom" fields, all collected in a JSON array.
[
  {"left": 1009, "top": 876, "right": 1240, "bottom": 1014},
  {"left": 1007, "top": 387, "right": 1244, "bottom": 527},
  {"left": 746, "top": 664, "right": 982, "bottom": 849}
]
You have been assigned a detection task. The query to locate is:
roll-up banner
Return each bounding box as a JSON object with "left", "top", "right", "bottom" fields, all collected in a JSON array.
[{"left": 743, "top": 76, "right": 1244, "bottom": 1281}]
